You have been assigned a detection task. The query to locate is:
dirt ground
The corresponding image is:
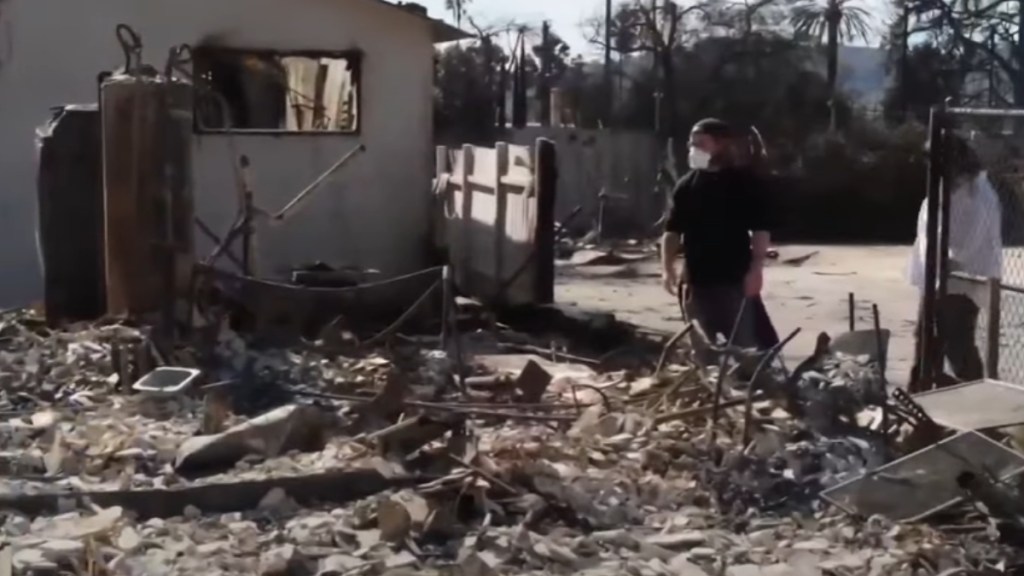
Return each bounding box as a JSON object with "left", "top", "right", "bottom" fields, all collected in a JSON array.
[{"left": 555, "top": 245, "right": 920, "bottom": 384}]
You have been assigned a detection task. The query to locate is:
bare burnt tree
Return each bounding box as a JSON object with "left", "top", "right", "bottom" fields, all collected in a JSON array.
[
  {"left": 907, "top": 0, "right": 1024, "bottom": 106},
  {"left": 584, "top": 0, "right": 715, "bottom": 135}
]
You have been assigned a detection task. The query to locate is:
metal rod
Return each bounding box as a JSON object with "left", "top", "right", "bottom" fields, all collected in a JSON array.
[
  {"left": 271, "top": 143, "right": 366, "bottom": 221},
  {"left": 495, "top": 204, "right": 584, "bottom": 302},
  {"left": 655, "top": 323, "right": 694, "bottom": 375},
  {"left": 918, "top": 105, "right": 944, "bottom": 390},
  {"left": 238, "top": 155, "right": 255, "bottom": 276},
  {"left": 987, "top": 277, "right": 1001, "bottom": 379},
  {"left": 362, "top": 280, "right": 440, "bottom": 347},
  {"left": 441, "top": 265, "right": 452, "bottom": 349},
  {"left": 741, "top": 328, "right": 801, "bottom": 446},
  {"left": 204, "top": 213, "right": 246, "bottom": 267},
  {"left": 449, "top": 267, "right": 467, "bottom": 398},
  {"left": 950, "top": 270, "right": 1024, "bottom": 295},
  {"left": 934, "top": 107, "right": 954, "bottom": 390},
  {"left": 241, "top": 191, "right": 254, "bottom": 277},
  {"left": 710, "top": 297, "right": 749, "bottom": 446},
  {"left": 946, "top": 106, "right": 1024, "bottom": 117},
  {"left": 848, "top": 292, "right": 855, "bottom": 332},
  {"left": 872, "top": 303, "right": 889, "bottom": 441}
]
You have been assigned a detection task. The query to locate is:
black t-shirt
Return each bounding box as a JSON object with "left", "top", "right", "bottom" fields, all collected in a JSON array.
[{"left": 664, "top": 167, "right": 772, "bottom": 286}]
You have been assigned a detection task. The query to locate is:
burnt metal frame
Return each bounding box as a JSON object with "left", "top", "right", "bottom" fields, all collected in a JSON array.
[
  {"left": 921, "top": 103, "right": 1024, "bottom": 387},
  {"left": 191, "top": 45, "right": 364, "bottom": 136}
]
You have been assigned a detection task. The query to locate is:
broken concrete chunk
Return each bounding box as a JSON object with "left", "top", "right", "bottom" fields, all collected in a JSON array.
[
  {"left": 668, "top": 556, "right": 711, "bottom": 576},
  {"left": 12, "top": 548, "right": 56, "bottom": 573},
  {"left": 645, "top": 531, "right": 707, "bottom": 550},
  {"left": 36, "top": 539, "right": 85, "bottom": 563},
  {"left": 175, "top": 405, "right": 329, "bottom": 475},
  {"left": 259, "top": 544, "right": 314, "bottom": 576},
  {"left": 116, "top": 526, "right": 142, "bottom": 552},
  {"left": 455, "top": 550, "right": 498, "bottom": 576},
  {"left": 318, "top": 554, "right": 364, "bottom": 575},
  {"left": 514, "top": 359, "right": 552, "bottom": 403},
  {"left": 568, "top": 404, "right": 605, "bottom": 439},
  {"left": 385, "top": 550, "right": 417, "bottom": 569},
  {"left": 376, "top": 491, "right": 431, "bottom": 543},
  {"left": 40, "top": 507, "right": 123, "bottom": 540}
]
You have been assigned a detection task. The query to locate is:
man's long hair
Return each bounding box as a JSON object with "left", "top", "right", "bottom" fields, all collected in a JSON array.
[{"left": 733, "top": 125, "right": 769, "bottom": 175}]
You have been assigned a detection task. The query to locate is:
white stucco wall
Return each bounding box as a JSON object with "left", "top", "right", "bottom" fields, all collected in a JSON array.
[{"left": 0, "top": 0, "right": 434, "bottom": 306}]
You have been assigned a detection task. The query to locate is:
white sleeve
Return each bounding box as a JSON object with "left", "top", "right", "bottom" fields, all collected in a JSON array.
[
  {"left": 982, "top": 177, "right": 1003, "bottom": 277},
  {"left": 947, "top": 182, "right": 979, "bottom": 263}
]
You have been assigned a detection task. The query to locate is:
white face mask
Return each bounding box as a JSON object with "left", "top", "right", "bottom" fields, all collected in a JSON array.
[{"left": 688, "top": 147, "right": 711, "bottom": 170}]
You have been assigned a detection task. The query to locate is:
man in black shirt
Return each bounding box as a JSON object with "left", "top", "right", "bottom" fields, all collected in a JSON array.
[{"left": 660, "top": 118, "right": 772, "bottom": 348}]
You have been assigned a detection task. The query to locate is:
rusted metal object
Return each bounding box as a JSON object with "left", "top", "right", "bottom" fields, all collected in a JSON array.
[
  {"left": 192, "top": 263, "right": 443, "bottom": 343},
  {"left": 741, "top": 328, "right": 801, "bottom": 446},
  {"left": 35, "top": 104, "right": 105, "bottom": 325},
  {"left": 822, "top": 430, "right": 1024, "bottom": 522},
  {"left": 101, "top": 26, "right": 195, "bottom": 322}
]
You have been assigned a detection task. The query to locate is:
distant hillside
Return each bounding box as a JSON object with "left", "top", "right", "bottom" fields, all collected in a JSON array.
[
  {"left": 836, "top": 45, "right": 890, "bottom": 107},
  {"left": 577, "top": 45, "right": 890, "bottom": 108}
]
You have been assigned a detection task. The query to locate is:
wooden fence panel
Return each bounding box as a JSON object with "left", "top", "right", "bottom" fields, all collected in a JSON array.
[{"left": 434, "top": 138, "right": 556, "bottom": 306}]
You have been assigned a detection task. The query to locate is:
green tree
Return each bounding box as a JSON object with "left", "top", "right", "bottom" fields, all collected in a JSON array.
[
  {"left": 434, "top": 41, "right": 507, "bottom": 140},
  {"left": 882, "top": 42, "right": 963, "bottom": 124},
  {"left": 789, "top": 0, "right": 873, "bottom": 101}
]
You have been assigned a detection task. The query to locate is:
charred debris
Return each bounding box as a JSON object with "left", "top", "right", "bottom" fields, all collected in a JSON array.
[{"left": 15, "top": 24, "right": 1024, "bottom": 576}]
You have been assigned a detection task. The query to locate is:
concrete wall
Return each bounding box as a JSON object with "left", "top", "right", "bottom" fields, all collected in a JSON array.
[
  {"left": 0, "top": 0, "right": 435, "bottom": 305},
  {"left": 506, "top": 127, "right": 661, "bottom": 237}
]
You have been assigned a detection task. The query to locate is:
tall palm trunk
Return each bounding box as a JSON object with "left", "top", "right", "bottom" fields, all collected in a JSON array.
[
  {"left": 825, "top": 7, "right": 841, "bottom": 131},
  {"left": 825, "top": 10, "right": 841, "bottom": 97}
]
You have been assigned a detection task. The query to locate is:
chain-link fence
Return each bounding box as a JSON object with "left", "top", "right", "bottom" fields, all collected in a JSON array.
[{"left": 920, "top": 106, "right": 1024, "bottom": 389}]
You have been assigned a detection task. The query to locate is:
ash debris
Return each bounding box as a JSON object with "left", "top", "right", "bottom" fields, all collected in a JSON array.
[{"left": 0, "top": 300, "right": 1017, "bottom": 576}]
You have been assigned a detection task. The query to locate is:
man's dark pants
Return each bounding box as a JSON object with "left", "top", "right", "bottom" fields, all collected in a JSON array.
[
  {"left": 908, "top": 293, "right": 984, "bottom": 391},
  {"left": 686, "top": 284, "right": 758, "bottom": 349}
]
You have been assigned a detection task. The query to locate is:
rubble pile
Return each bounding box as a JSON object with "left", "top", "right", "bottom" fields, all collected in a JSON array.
[{"left": 0, "top": 310, "right": 1020, "bottom": 576}]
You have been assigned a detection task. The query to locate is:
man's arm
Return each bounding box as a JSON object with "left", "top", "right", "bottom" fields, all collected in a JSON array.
[
  {"left": 751, "top": 230, "right": 770, "bottom": 269},
  {"left": 662, "top": 232, "right": 681, "bottom": 281},
  {"left": 661, "top": 176, "right": 690, "bottom": 295},
  {"left": 744, "top": 172, "right": 773, "bottom": 296}
]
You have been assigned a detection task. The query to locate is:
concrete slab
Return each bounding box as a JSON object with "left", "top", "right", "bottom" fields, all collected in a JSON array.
[
  {"left": 556, "top": 245, "right": 919, "bottom": 383},
  {"left": 913, "top": 379, "right": 1024, "bottom": 431}
]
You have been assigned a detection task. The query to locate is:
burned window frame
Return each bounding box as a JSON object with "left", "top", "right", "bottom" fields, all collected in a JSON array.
[{"left": 192, "top": 46, "right": 363, "bottom": 136}]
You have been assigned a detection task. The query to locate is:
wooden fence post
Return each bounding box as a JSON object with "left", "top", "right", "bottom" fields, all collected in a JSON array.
[
  {"left": 533, "top": 138, "right": 557, "bottom": 304},
  {"left": 493, "top": 143, "right": 509, "bottom": 300},
  {"left": 459, "top": 144, "right": 474, "bottom": 290}
]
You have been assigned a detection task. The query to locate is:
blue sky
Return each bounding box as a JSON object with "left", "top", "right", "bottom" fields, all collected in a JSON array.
[{"left": 417, "top": 0, "right": 892, "bottom": 55}]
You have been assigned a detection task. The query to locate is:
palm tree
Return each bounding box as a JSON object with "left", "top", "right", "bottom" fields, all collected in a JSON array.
[
  {"left": 445, "top": 0, "right": 471, "bottom": 27},
  {"left": 790, "top": 0, "right": 873, "bottom": 99}
]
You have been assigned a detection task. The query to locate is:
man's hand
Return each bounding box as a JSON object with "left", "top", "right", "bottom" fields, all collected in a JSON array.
[
  {"left": 662, "top": 268, "right": 680, "bottom": 296},
  {"left": 744, "top": 266, "right": 764, "bottom": 297},
  {"left": 660, "top": 232, "right": 683, "bottom": 296}
]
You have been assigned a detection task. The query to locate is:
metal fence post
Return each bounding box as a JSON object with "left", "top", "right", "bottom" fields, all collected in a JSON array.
[
  {"left": 918, "top": 104, "right": 945, "bottom": 390},
  {"left": 987, "top": 277, "right": 1001, "bottom": 379}
]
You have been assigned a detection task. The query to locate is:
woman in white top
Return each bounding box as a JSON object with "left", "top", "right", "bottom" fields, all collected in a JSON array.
[{"left": 907, "top": 135, "right": 1003, "bottom": 390}]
